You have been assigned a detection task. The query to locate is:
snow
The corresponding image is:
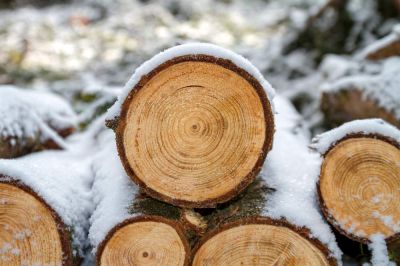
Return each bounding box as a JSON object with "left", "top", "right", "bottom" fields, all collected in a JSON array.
[
  {"left": 0, "top": 85, "right": 77, "bottom": 147},
  {"left": 260, "top": 96, "right": 342, "bottom": 263},
  {"left": 88, "top": 129, "right": 138, "bottom": 252},
  {"left": 106, "top": 42, "right": 276, "bottom": 120},
  {"left": 310, "top": 119, "right": 400, "bottom": 154},
  {"left": 321, "top": 57, "right": 400, "bottom": 120},
  {"left": 368, "top": 234, "right": 396, "bottom": 266}
]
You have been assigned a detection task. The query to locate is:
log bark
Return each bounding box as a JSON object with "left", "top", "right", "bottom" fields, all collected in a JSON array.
[
  {"left": 107, "top": 54, "right": 274, "bottom": 208},
  {"left": 190, "top": 178, "right": 338, "bottom": 266},
  {"left": 321, "top": 89, "right": 400, "bottom": 128},
  {"left": 0, "top": 178, "right": 74, "bottom": 265},
  {"left": 317, "top": 134, "right": 400, "bottom": 245}
]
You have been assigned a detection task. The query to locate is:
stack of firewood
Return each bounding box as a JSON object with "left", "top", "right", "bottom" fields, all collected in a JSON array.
[{"left": 0, "top": 43, "right": 398, "bottom": 265}]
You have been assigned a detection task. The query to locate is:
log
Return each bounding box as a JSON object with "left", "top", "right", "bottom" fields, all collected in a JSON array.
[
  {"left": 106, "top": 43, "right": 275, "bottom": 208},
  {"left": 320, "top": 58, "right": 400, "bottom": 128},
  {"left": 95, "top": 202, "right": 191, "bottom": 266},
  {"left": 0, "top": 148, "right": 92, "bottom": 265},
  {"left": 312, "top": 119, "right": 400, "bottom": 263},
  {"left": 190, "top": 176, "right": 337, "bottom": 265},
  {"left": 0, "top": 86, "right": 76, "bottom": 158},
  {"left": 0, "top": 179, "right": 73, "bottom": 265}
]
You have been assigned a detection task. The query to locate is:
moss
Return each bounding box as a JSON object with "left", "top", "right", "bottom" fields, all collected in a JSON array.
[
  {"left": 203, "top": 177, "right": 273, "bottom": 230},
  {"left": 129, "top": 194, "right": 181, "bottom": 221}
]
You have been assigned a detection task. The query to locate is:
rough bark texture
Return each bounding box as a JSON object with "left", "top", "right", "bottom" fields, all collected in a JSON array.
[
  {"left": 0, "top": 177, "right": 74, "bottom": 266},
  {"left": 107, "top": 54, "right": 275, "bottom": 208},
  {"left": 320, "top": 90, "right": 400, "bottom": 129},
  {"left": 317, "top": 133, "right": 400, "bottom": 244}
]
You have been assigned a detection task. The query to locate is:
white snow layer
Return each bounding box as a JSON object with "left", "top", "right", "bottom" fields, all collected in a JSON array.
[
  {"left": 261, "top": 96, "right": 342, "bottom": 263},
  {"left": 106, "top": 42, "right": 275, "bottom": 120},
  {"left": 0, "top": 85, "right": 77, "bottom": 146},
  {"left": 321, "top": 57, "right": 400, "bottom": 120},
  {"left": 310, "top": 118, "right": 400, "bottom": 154},
  {"left": 88, "top": 129, "right": 138, "bottom": 252}
]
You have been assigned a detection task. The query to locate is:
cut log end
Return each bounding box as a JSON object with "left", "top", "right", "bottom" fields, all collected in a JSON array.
[
  {"left": 319, "top": 137, "right": 400, "bottom": 242},
  {"left": 192, "top": 219, "right": 335, "bottom": 266},
  {"left": 116, "top": 55, "right": 274, "bottom": 207},
  {"left": 0, "top": 182, "right": 72, "bottom": 265},
  {"left": 97, "top": 217, "right": 189, "bottom": 266}
]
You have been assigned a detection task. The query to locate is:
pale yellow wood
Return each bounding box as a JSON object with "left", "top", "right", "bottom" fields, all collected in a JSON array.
[
  {"left": 192, "top": 224, "right": 330, "bottom": 266},
  {"left": 320, "top": 138, "right": 400, "bottom": 238},
  {"left": 0, "top": 183, "right": 63, "bottom": 265},
  {"left": 100, "top": 221, "right": 186, "bottom": 266},
  {"left": 123, "top": 61, "right": 266, "bottom": 202}
]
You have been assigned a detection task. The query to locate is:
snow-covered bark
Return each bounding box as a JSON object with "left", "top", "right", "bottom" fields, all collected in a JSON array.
[{"left": 0, "top": 86, "right": 77, "bottom": 158}]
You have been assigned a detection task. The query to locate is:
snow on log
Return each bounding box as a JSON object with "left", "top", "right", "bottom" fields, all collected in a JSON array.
[
  {"left": 0, "top": 86, "right": 77, "bottom": 158},
  {"left": 192, "top": 96, "right": 340, "bottom": 265},
  {"left": 359, "top": 24, "right": 400, "bottom": 60},
  {"left": 90, "top": 131, "right": 190, "bottom": 266},
  {"left": 105, "top": 43, "right": 275, "bottom": 208},
  {"left": 0, "top": 148, "right": 92, "bottom": 265},
  {"left": 320, "top": 58, "right": 400, "bottom": 128},
  {"left": 311, "top": 119, "right": 400, "bottom": 264}
]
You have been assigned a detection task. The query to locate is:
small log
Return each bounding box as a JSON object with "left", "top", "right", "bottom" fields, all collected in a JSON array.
[
  {"left": 96, "top": 215, "right": 190, "bottom": 266},
  {"left": 95, "top": 191, "right": 203, "bottom": 265},
  {"left": 107, "top": 44, "right": 275, "bottom": 208},
  {"left": 313, "top": 120, "right": 400, "bottom": 263},
  {"left": 192, "top": 218, "right": 336, "bottom": 265},
  {"left": 0, "top": 179, "right": 73, "bottom": 265},
  {"left": 189, "top": 176, "right": 337, "bottom": 265}
]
